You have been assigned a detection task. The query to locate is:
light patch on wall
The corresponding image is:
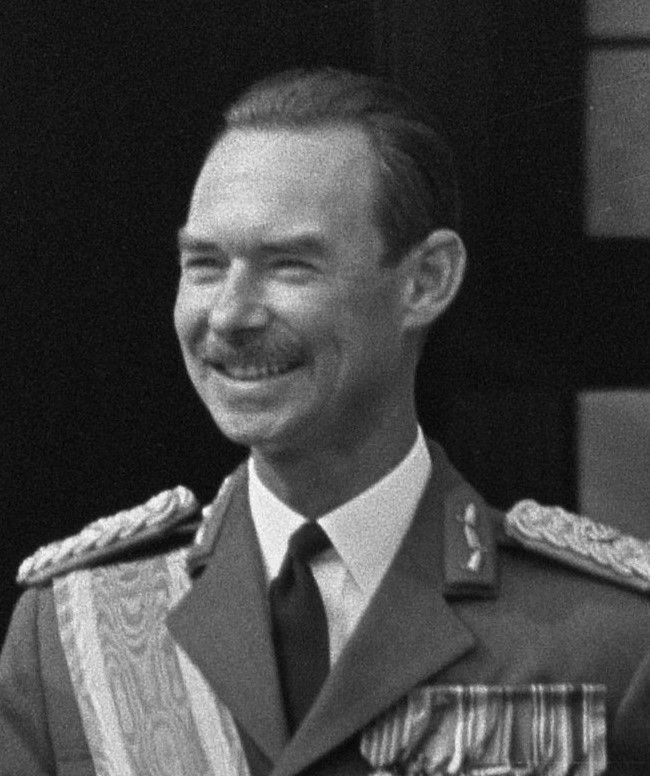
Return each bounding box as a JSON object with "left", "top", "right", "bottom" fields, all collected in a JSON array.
[
  {"left": 587, "top": 0, "right": 650, "bottom": 38},
  {"left": 579, "top": 390, "right": 650, "bottom": 537},
  {"left": 585, "top": 50, "right": 650, "bottom": 237}
]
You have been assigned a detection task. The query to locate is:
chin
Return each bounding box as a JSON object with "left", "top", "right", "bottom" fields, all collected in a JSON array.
[
  {"left": 217, "top": 415, "right": 321, "bottom": 459},
  {"left": 210, "top": 410, "right": 290, "bottom": 450},
  {"left": 198, "top": 383, "right": 319, "bottom": 448}
]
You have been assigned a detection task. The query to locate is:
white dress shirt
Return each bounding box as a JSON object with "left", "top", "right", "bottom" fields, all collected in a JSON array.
[{"left": 248, "top": 428, "right": 432, "bottom": 664}]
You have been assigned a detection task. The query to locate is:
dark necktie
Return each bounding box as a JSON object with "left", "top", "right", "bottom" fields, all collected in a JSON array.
[{"left": 269, "top": 521, "right": 332, "bottom": 733}]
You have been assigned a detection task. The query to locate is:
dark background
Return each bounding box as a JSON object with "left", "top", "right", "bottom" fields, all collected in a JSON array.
[{"left": 2, "top": 0, "right": 649, "bottom": 638}]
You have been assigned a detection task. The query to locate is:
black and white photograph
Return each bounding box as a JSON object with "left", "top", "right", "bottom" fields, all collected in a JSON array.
[{"left": 1, "top": 1, "right": 649, "bottom": 773}]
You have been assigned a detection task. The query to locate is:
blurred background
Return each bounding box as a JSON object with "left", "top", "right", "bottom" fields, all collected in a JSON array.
[{"left": 2, "top": 0, "right": 649, "bottom": 637}]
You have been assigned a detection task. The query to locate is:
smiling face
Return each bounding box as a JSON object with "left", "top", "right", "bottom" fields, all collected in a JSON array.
[{"left": 174, "top": 126, "right": 419, "bottom": 461}]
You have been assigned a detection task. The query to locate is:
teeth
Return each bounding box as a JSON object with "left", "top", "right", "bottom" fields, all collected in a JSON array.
[{"left": 221, "top": 363, "right": 294, "bottom": 381}]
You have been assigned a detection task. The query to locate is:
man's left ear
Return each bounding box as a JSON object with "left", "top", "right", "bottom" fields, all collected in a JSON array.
[{"left": 401, "top": 229, "right": 467, "bottom": 330}]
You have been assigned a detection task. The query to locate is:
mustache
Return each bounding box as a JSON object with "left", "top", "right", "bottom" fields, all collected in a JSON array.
[{"left": 203, "top": 332, "right": 305, "bottom": 369}]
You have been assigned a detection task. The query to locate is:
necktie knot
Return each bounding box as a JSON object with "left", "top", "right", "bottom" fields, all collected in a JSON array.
[{"left": 288, "top": 521, "right": 331, "bottom": 563}]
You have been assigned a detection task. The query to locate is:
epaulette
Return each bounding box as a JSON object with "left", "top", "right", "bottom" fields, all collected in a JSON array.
[
  {"left": 17, "top": 486, "right": 200, "bottom": 587},
  {"left": 505, "top": 499, "right": 650, "bottom": 594}
]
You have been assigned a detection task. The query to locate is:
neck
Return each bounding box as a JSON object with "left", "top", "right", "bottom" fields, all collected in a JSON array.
[{"left": 251, "top": 411, "right": 420, "bottom": 518}]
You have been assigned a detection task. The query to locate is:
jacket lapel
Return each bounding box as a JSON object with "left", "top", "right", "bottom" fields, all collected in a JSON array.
[
  {"left": 273, "top": 447, "right": 479, "bottom": 776},
  {"left": 167, "top": 443, "right": 494, "bottom": 776},
  {"left": 167, "top": 468, "right": 289, "bottom": 765}
]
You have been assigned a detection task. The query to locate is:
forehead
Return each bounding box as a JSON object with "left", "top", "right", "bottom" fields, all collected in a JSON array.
[{"left": 187, "top": 126, "right": 380, "bottom": 237}]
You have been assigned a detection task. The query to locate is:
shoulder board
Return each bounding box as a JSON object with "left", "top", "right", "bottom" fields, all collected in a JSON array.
[
  {"left": 17, "top": 486, "right": 199, "bottom": 587},
  {"left": 505, "top": 499, "right": 650, "bottom": 594}
]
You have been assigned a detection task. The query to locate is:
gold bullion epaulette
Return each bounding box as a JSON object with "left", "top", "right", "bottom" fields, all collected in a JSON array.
[
  {"left": 505, "top": 499, "right": 650, "bottom": 594},
  {"left": 17, "top": 486, "right": 199, "bottom": 587}
]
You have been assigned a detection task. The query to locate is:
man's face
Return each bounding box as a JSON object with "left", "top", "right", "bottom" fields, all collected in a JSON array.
[{"left": 174, "top": 126, "right": 414, "bottom": 457}]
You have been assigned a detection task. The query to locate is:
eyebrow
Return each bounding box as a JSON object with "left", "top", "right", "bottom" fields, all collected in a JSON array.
[
  {"left": 176, "top": 228, "right": 327, "bottom": 257},
  {"left": 256, "top": 236, "right": 326, "bottom": 257},
  {"left": 176, "top": 228, "right": 219, "bottom": 253}
]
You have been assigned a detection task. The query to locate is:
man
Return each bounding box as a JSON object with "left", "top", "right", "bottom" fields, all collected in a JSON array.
[{"left": 1, "top": 68, "right": 650, "bottom": 775}]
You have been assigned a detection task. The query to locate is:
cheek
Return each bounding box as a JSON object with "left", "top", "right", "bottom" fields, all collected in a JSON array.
[{"left": 173, "top": 288, "right": 205, "bottom": 350}]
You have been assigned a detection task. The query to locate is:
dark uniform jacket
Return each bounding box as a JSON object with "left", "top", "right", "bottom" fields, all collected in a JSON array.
[{"left": 1, "top": 441, "right": 650, "bottom": 775}]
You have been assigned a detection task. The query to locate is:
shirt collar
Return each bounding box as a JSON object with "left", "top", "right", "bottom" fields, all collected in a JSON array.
[{"left": 248, "top": 428, "right": 432, "bottom": 597}]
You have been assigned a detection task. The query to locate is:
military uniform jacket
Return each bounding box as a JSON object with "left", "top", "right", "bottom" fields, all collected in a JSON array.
[{"left": 2, "top": 441, "right": 650, "bottom": 775}]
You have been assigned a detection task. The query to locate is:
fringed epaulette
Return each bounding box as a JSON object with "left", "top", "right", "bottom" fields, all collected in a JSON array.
[
  {"left": 17, "top": 486, "right": 200, "bottom": 587},
  {"left": 505, "top": 499, "right": 650, "bottom": 594}
]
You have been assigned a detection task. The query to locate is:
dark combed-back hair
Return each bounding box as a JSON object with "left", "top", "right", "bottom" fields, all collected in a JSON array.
[{"left": 217, "top": 67, "right": 461, "bottom": 264}]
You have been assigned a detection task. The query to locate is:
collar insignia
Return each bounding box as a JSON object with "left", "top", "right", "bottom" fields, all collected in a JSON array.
[
  {"left": 506, "top": 499, "right": 650, "bottom": 594},
  {"left": 443, "top": 486, "right": 498, "bottom": 599},
  {"left": 185, "top": 474, "right": 238, "bottom": 575},
  {"left": 457, "top": 503, "right": 484, "bottom": 572},
  {"left": 17, "top": 486, "right": 198, "bottom": 587}
]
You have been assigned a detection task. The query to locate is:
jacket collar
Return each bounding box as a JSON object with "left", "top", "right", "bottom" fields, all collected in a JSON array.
[
  {"left": 167, "top": 442, "right": 500, "bottom": 775},
  {"left": 273, "top": 441, "right": 497, "bottom": 776},
  {"left": 167, "top": 465, "right": 288, "bottom": 764}
]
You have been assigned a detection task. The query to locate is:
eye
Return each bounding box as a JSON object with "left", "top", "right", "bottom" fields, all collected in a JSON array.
[
  {"left": 180, "top": 253, "right": 229, "bottom": 279},
  {"left": 270, "top": 256, "right": 317, "bottom": 280},
  {"left": 275, "top": 258, "right": 307, "bottom": 270}
]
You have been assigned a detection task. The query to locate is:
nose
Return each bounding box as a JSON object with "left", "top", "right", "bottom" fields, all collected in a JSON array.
[{"left": 207, "top": 261, "right": 269, "bottom": 334}]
